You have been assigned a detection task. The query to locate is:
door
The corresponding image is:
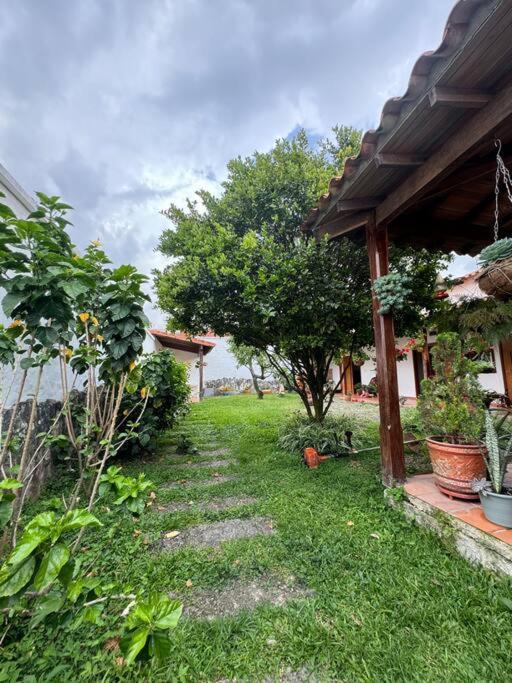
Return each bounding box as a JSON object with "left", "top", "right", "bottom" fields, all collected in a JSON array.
[{"left": 500, "top": 339, "right": 512, "bottom": 400}]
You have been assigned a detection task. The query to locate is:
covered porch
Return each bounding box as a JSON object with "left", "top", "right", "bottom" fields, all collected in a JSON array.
[{"left": 304, "top": 0, "right": 512, "bottom": 486}]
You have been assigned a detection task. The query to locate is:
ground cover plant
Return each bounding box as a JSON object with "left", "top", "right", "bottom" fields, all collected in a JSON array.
[{"left": 3, "top": 394, "right": 512, "bottom": 681}]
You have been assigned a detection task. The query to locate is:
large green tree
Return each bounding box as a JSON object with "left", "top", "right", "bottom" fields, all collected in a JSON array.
[{"left": 155, "top": 129, "right": 447, "bottom": 421}]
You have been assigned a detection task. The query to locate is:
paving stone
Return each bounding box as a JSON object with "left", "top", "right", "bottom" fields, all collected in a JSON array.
[
  {"left": 165, "top": 475, "right": 237, "bottom": 489},
  {"left": 173, "top": 572, "right": 313, "bottom": 620},
  {"left": 199, "top": 448, "right": 230, "bottom": 457},
  {"left": 160, "top": 495, "right": 258, "bottom": 513},
  {"left": 160, "top": 516, "right": 274, "bottom": 551},
  {"left": 172, "top": 459, "right": 231, "bottom": 470}
]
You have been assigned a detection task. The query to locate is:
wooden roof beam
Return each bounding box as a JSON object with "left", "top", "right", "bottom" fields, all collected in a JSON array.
[
  {"left": 317, "top": 211, "right": 370, "bottom": 240},
  {"left": 377, "top": 78, "right": 512, "bottom": 226},
  {"left": 428, "top": 86, "right": 490, "bottom": 109},
  {"left": 374, "top": 154, "right": 425, "bottom": 168},
  {"left": 336, "top": 197, "right": 382, "bottom": 212}
]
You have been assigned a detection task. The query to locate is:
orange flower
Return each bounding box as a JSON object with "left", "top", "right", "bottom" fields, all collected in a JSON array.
[
  {"left": 96, "top": 335, "right": 104, "bottom": 342},
  {"left": 129, "top": 361, "right": 137, "bottom": 372},
  {"left": 140, "top": 386, "right": 148, "bottom": 399},
  {"left": 91, "top": 316, "right": 99, "bottom": 326},
  {"left": 79, "top": 312, "right": 90, "bottom": 323},
  {"left": 64, "top": 347, "right": 73, "bottom": 359},
  {"left": 9, "top": 319, "right": 23, "bottom": 328}
]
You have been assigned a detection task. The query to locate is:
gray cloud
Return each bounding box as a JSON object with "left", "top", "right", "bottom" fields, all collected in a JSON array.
[{"left": 0, "top": 0, "right": 458, "bottom": 325}]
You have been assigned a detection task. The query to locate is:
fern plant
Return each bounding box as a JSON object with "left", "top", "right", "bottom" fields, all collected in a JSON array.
[{"left": 478, "top": 238, "right": 512, "bottom": 267}]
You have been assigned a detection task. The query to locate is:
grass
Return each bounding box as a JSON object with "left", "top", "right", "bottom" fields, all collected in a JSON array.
[{"left": 4, "top": 394, "right": 512, "bottom": 681}]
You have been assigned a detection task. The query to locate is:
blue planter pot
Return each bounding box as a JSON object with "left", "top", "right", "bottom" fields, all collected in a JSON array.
[{"left": 479, "top": 489, "right": 512, "bottom": 528}]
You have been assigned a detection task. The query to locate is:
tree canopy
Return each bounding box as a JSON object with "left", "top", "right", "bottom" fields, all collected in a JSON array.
[{"left": 155, "top": 128, "right": 448, "bottom": 420}]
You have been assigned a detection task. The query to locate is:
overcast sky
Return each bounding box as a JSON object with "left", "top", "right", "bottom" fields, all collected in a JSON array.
[{"left": 0, "top": 0, "right": 475, "bottom": 326}]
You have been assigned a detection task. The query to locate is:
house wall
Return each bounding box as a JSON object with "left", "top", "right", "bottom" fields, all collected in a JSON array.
[
  {"left": 0, "top": 164, "right": 77, "bottom": 409},
  {"left": 144, "top": 334, "right": 201, "bottom": 400}
]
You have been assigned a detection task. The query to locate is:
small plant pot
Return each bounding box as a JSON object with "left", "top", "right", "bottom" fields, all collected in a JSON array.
[
  {"left": 426, "top": 438, "right": 486, "bottom": 500},
  {"left": 476, "top": 256, "right": 512, "bottom": 299},
  {"left": 479, "top": 489, "right": 512, "bottom": 528}
]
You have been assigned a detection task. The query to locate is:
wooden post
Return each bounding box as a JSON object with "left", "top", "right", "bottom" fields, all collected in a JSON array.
[
  {"left": 366, "top": 214, "right": 406, "bottom": 486},
  {"left": 198, "top": 346, "right": 204, "bottom": 401}
]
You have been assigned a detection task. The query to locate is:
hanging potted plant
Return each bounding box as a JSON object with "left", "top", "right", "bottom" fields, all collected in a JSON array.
[
  {"left": 418, "top": 332, "right": 487, "bottom": 500},
  {"left": 476, "top": 141, "right": 512, "bottom": 298},
  {"left": 476, "top": 238, "right": 512, "bottom": 299},
  {"left": 352, "top": 350, "right": 369, "bottom": 367},
  {"left": 472, "top": 412, "right": 512, "bottom": 527}
]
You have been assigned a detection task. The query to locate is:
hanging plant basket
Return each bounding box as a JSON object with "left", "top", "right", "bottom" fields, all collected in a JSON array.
[{"left": 476, "top": 256, "right": 512, "bottom": 299}]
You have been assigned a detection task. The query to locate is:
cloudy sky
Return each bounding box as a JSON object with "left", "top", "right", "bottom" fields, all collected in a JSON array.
[{"left": 0, "top": 0, "right": 475, "bottom": 325}]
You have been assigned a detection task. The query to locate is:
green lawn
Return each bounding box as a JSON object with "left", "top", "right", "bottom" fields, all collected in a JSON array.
[{"left": 4, "top": 394, "right": 512, "bottom": 681}]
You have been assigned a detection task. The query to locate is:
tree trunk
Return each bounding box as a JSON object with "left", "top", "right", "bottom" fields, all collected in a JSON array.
[{"left": 248, "top": 363, "right": 264, "bottom": 399}]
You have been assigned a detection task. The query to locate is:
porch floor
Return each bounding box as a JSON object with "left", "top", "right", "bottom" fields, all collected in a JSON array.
[
  {"left": 405, "top": 474, "right": 512, "bottom": 544},
  {"left": 392, "top": 473, "right": 512, "bottom": 575}
]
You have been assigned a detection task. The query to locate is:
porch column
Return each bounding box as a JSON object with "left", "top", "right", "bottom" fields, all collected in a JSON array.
[
  {"left": 198, "top": 346, "right": 204, "bottom": 400},
  {"left": 366, "top": 213, "right": 405, "bottom": 486}
]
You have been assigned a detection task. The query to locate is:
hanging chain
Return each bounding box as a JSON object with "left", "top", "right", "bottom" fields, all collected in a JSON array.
[{"left": 494, "top": 138, "right": 512, "bottom": 242}]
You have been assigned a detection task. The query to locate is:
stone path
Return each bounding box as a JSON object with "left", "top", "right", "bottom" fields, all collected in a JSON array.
[
  {"left": 172, "top": 572, "right": 313, "bottom": 620},
  {"left": 160, "top": 517, "right": 274, "bottom": 551},
  {"left": 172, "top": 459, "right": 231, "bottom": 470},
  {"left": 161, "top": 495, "right": 258, "bottom": 513},
  {"left": 165, "top": 474, "right": 237, "bottom": 489},
  {"left": 159, "top": 432, "right": 314, "bottom": 633}
]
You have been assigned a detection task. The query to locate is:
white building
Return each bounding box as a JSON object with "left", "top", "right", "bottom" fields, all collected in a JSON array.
[{"left": 332, "top": 271, "right": 510, "bottom": 402}]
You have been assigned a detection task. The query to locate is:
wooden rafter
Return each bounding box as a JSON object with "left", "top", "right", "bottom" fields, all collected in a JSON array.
[{"left": 428, "top": 86, "right": 490, "bottom": 109}]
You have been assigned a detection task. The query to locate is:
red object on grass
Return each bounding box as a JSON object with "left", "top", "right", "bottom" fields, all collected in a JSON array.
[{"left": 303, "top": 447, "right": 330, "bottom": 469}]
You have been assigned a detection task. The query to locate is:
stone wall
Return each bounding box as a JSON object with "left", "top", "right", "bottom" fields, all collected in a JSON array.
[{"left": 2, "top": 398, "right": 66, "bottom": 499}]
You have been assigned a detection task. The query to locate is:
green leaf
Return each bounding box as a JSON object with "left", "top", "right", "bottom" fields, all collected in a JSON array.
[
  {"left": 0, "top": 497, "right": 15, "bottom": 530},
  {"left": 57, "top": 509, "right": 102, "bottom": 535},
  {"left": 0, "top": 478, "right": 22, "bottom": 491},
  {"left": 153, "top": 597, "right": 183, "bottom": 629},
  {"left": 2, "top": 292, "right": 23, "bottom": 317},
  {"left": 20, "top": 357, "right": 36, "bottom": 370},
  {"left": 3, "top": 525, "right": 51, "bottom": 571},
  {"left": 30, "top": 592, "right": 65, "bottom": 628},
  {"left": 61, "top": 280, "right": 89, "bottom": 299},
  {"left": 0, "top": 555, "right": 36, "bottom": 597},
  {"left": 148, "top": 630, "right": 172, "bottom": 661},
  {"left": 120, "top": 626, "right": 150, "bottom": 665},
  {"left": 33, "top": 544, "right": 71, "bottom": 591}
]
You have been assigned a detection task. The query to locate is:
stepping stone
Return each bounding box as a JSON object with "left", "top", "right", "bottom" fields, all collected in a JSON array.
[
  {"left": 172, "top": 572, "right": 313, "bottom": 620},
  {"left": 172, "top": 459, "right": 231, "bottom": 470},
  {"left": 200, "top": 448, "right": 230, "bottom": 457},
  {"left": 165, "top": 475, "right": 237, "bottom": 489},
  {"left": 160, "top": 516, "right": 274, "bottom": 552},
  {"left": 160, "top": 495, "right": 258, "bottom": 513}
]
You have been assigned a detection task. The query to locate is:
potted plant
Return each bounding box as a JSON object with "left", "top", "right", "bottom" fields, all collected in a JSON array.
[
  {"left": 418, "top": 333, "right": 487, "bottom": 500},
  {"left": 472, "top": 412, "right": 512, "bottom": 527},
  {"left": 352, "top": 351, "right": 369, "bottom": 367},
  {"left": 476, "top": 238, "right": 512, "bottom": 298}
]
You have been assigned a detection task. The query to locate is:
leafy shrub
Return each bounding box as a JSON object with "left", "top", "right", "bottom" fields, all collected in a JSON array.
[
  {"left": 478, "top": 238, "right": 512, "bottom": 267},
  {"left": 121, "top": 350, "right": 190, "bottom": 455},
  {"left": 176, "top": 433, "right": 198, "bottom": 455},
  {"left": 418, "top": 333, "right": 486, "bottom": 444},
  {"left": 98, "top": 465, "right": 153, "bottom": 515},
  {"left": 278, "top": 413, "right": 356, "bottom": 456}
]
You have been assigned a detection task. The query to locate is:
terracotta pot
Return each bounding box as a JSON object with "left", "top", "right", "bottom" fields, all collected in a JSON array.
[
  {"left": 476, "top": 256, "right": 512, "bottom": 299},
  {"left": 426, "top": 438, "right": 486, "bottom": 500}
]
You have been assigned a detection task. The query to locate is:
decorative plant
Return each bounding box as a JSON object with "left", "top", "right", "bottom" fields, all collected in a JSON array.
[
  {"left": 99, "top": 466, "right": 154, "bottom": 515},
  {"left": 278, "top": 413, "right": 355, "bottom": 457},
  {"left": 120, "top": 592, "right": 183, "bottom": 665},
  {"left": 478, "top": 238, "right": 512, "bottom": 267},
  {"left": 418, "top": 333, "right": 486, "bottom": 443},
  {"left": 175, "top": 433, "right": 198, "bottom": 455},
  {"left": 473, "top": 411, "right": 512, "bottom": 495},
  {"left": 373, "top": 272, "right": 413, "bottom": 315}
]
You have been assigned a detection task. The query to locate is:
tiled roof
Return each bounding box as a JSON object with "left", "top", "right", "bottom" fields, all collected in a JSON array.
[
  {"left": 302, "top": 0, "right": 495, "bottom": 232},
  {"left": 148, "top": 329, "right": 216, "bottom": 354}
]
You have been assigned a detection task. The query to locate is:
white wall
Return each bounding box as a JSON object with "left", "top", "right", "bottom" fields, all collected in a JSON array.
[
  {"left": 144, "top": 334, "right": 201, "bottom": 400},
  {"left": 196, "top": 335, "right": 252, "bottom": 381},
  {"left": 1, "top": 165, "right": 76, "bottom": 408}
]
